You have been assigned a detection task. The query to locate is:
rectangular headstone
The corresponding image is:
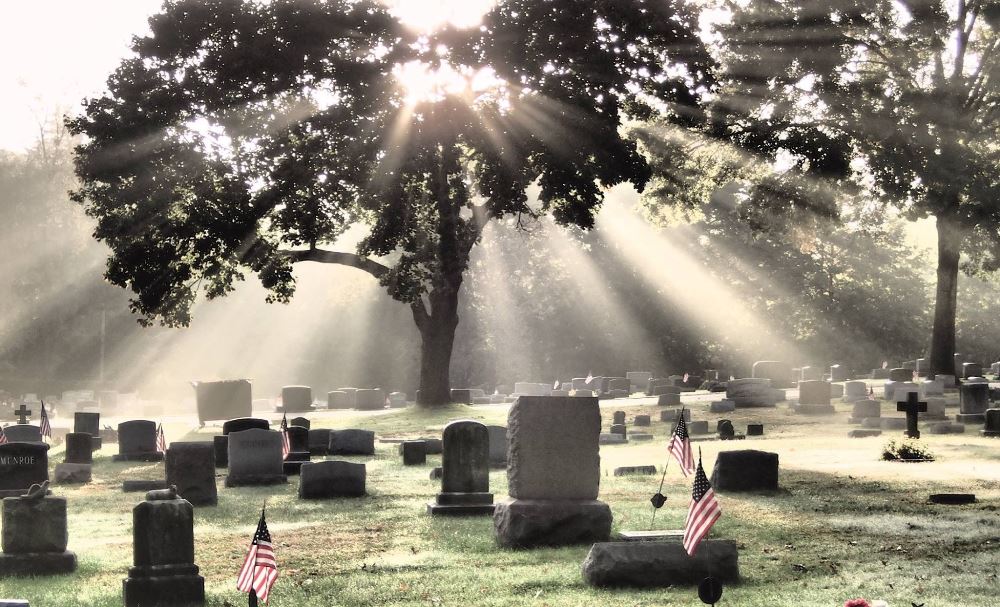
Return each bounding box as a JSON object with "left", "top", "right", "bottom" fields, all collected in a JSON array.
[
  {"left": 0, "top": 443, "right": 50, "bottom": 497},
  {"left": 194, "top": 380, "right": 252, "bottom": 423}
]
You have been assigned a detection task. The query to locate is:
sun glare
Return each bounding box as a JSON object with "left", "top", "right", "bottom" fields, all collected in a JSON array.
[
  {"left": 382, "top": 0, "right": 497, "bottom": 32},
  {"left": 393, "top": 60, "right": 507, "bottom": 107}
]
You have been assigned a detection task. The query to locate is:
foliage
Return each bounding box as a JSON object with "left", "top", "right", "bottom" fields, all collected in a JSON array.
[{"left": 881, "top": 438, "right": 935, "bottom": 461}]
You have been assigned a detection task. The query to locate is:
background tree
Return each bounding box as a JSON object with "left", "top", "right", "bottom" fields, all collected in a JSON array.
[
  {"left": 703, "top": 0, "right": 1000, "bottom": 377},
  {"left": 67, "top": 0, "right": 714, "bottom": 405}
]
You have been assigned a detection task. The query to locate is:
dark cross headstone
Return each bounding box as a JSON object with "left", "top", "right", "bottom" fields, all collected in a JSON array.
[
  {"left": 897, "top": 392, "right": 928, "bottom": 439},
  {"left": 14, "top": 404, "right": 30, "bottom": 425}
]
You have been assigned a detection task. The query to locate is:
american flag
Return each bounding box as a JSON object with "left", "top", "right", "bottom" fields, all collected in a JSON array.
[
  {"left": 913, "top": 370, "right": 919, "bottom": 383},
  {"left": 0, "top": 426, "right": 7, "bottom": 445},
  {"left": 868, "top": 387, "right": 876, "bottom": 400},
  {"left": 668, "top": 410, "right": 694, "bottom": 476},
  {"left": 585, "top": 372, "right": 594, "bottom": 385},
  {"left": 683, "top": 373, "right": 689, "bottom": 383},
  {"left": 683, "top": 455, "right": 721, "bottom": 556},
  {"left": 553, "top": 379, "right": 560, "bottom": 390},
  {"left": 280, "top": 414, "right": 290, "bottom": 460},
  {"left": 237, "top": 508, "right": 279, "bottom": 603},
  {"left": 882, "top": 361, "right": 888, "bottom": 369},
  {"left": 156, "top": 423, "right": 166, "bottom": 453},
  {"left": 39, "top": 400, "right": 52, "bottom": 440}
]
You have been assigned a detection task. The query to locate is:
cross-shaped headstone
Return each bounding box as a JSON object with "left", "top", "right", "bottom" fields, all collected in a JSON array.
[
  {"left": 897, "top": 392, "right": 927, "bottom": 439},
  {"left": 14, "top": 403, "right": 31, "bottom": 425}
]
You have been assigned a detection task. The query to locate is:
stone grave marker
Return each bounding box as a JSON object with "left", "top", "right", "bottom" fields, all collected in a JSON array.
[
  {"left": 957, "top": 383, "right": 989, "bottom": 423},
  {"left": 402, "top": 440, "right": 426, "bottom": 465},
  {"left": 633, "top": 415, "right": 650, "bottom": 427},
  {"left": 215, "top": 418, "right": 270, "bottom": 468},
  {"left": 888, "top": 368, "right": 910, "bottom": 382},
  {"left": 327, "top": 390, "right": 354, "bottom": 409},
  {"left": 747, "top": 423, "right": 764, "bottom": 436},
  {"left": 613, "top": 465, "right": 656, "bottom": 476},
  {"left": 308, "top": 429, "right": 331, "bottom": 456},
  {"left": 194, "top": 379, "right": 251, "bottom": 424},
  {"left": 829, "top": 364, "right": 848, "bottom": 382},
  {"left": 329, "top": 429, "right": 375, "bottom": 456},
  {"left": 688, "top": 420, "right": 710, "bottom": 434},
  {"left": 710, "top": 399, "right": 736, "bottom": 413},
  {"left": 122, "top": 487, "right": 204, "bottom": 606},
  {"left": 54, "top": 433, "right": 92, "bottom": 485},
  {"left": 657, "top": 393, "right": 681, "bottom": 406},
  {"left": 726, "top": 378, "right": 781, "bottom": 407},
  {"left": 428, "top": 420, "right": 494, "bottom": 515},
  {"left": 711, "top": 450, "right": 778, "bottom": 491},
  {"left": 0, "top": 443, "right": 49, "bottom": 498},
  {"left": 290, "top": 416, "right": 310, "bottom": 429},
  {"left": 74, "top": 411, "right": 102, "bottom": 449},
  {"left": 166, "top": 443, "right": 217, "bottom": 506},
  {"left": 843, "top": 381, "right": 868, "bottom": 402},
  {"left": 0, "top": 489, "right": 77, "bottom": 576},
  {"left": 612, "top": 411, "right": 625, "bottom": 425},
  {"left": 2, "top": 425, "right": 41, "bottom": 444},
  {"left": 793, "top": 380, "right": 834, "bottom": 414},
  {"left": 355, "top": 388, "right": 385, "bottom": 410},
  {"left": 114, "top": 421, "right": 163, "bottom": 462},
  {"left": 487, "top": 425, "right": 507, "bottom": 467},
  {"left": 982, "top": 409, "right": 1000, "bottom": 437},
  {"left": 283, "top": 426, "right": 311, "bottom": 475},
  {"left": 225, "top": 428, "right": 286, "bottom": 487},
  {"left": 751, "top": 361, "right": 792, "bottom": 388},
  {"left": 582, "top": 540, "right": 739, "bottom": 587},
  {"left": 963, "top": 362, "right": 983, "bottom": 379},
  {"left": 281, "top": 386, "right": 313, "bottom": 413},
  {"left": 299, "top": 461, "right": 366, "bottom": 498},
  {"left": 896, "top": 393, "right": 928, "bottom": 439},
  {"left": 849, "top": 399, "right": 881, "bottom": 424},
  {"left": 494, "top": 396, "right": 611, "bottom": 548}
]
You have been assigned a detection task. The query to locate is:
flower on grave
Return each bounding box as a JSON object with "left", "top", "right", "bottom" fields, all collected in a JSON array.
[{"left": 844, "top": 600, "right": 870, "bottom": 607}]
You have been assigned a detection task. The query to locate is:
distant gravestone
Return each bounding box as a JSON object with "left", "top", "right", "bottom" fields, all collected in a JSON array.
[
  {"left": 612, "top": 411, "right": 625, "bottom": 425},
  {"left": 401, "top": 441, "right": 426, "bottom": 466},
  {"left": 626, "top": 372, "right": 652, "bottom": 392},
  {"left": 888, "top": 368, "right": 910, "bottom": 382},
  {"left": 308, "top": 429, "right": 331, "bottom": 456},
  {"left": 114, "top": 421, "right": 163, "bottom": 462},
  {"left": 54, "top": 433, "right": 93, "bottom": 484},
  {"left": 299, "top": 461, "right": 366, "bottom": 499},
  {"left": 710, "top": 400, "right": 736, "bottom": 413},
  {"left": 225, "top": 429, "right": 286, "bottom": 487},
  {"left": 122, "top": 487, "right": 205, "bottom": 606},
  {"left": 194, "top": 379, "right": 251, "bottom": 424},
  {"left": 0, "top": 443, "right": 49, "bottom": 498},
  {"left": 2, "top": 425, "right": 41, "bottom": 444},
  {"left": 290, "top": 417, "right": 310, "bottom": 429},
  {"left": 355, "top": 389, "right": 385, "bottom": 411},
  {"left": 327, "top": 390, "right": 354, "bottom": 409},
  {"left": 486, "top": 425, "right": 507, "bottom": 467},
  {"left": 747, "top": 423, "right": 764, "bottom": 436},
  {"left": 633, "top": 415, "right": 650, "bottom": 427},
  {"left": 829, "top": 364, "right": 848, "bottom": 382},
  {"left": 957, "top": 383, "right": 989, "bottom": 423},
  {"left": 166, "top": 443, "right": 217, "bottom": 507},
  {"left": 222, "top": 417, "right": 269, "bottom": 435},
  {"left": 751, "top": 361, "right": 792, "bottom": 388},
  {"left": 687, "top": 420, "right": 710, "bottom": 435},
  {"left": 982, "top": 409, "right": 1000, "bottom": 437},
  {"left": 897, "top": 393, "right": 928, "bottom": 439},
  {"left": 428, "top": 420, "right": 494, "bottom": 515},
  {"left": 282, "top": 426, "right": 311, "bottom": 475},
  {"left": 329, "top": 430, "right": 375, "bottom": 456},
  {"left": 74, "top": 412, "right": 102, "bottom": 449},
  {"left": 799, "top": 366, "right": 822, "bottom": 381},
  {"left": 849, "top": 399, "right": 880, "bottom": 424},
  {"left": 657, "top": 393, "right": 681, "bottom": 406},
  {"left": 0, "top": 493, "right": 76, "bottom": 576},
  {"left": 710, "top": 450, "right": 779, "bottom": 492},
  {"left": 280, "top": 386, "right": 313, "bottom": 413},
  {"left": 494, "top": 396, "right": 611, "bottom": 548},
  {"left": 962, "top": 362, "right": 983, "bottom": 379}
]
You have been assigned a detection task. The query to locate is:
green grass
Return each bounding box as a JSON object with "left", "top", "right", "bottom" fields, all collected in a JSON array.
[{"left": 1, "top": 400, "right": 998, "bottom": 606}]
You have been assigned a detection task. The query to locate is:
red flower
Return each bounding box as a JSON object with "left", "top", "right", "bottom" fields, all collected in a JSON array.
[{"left": 845, "top": 600, "right": 871, "bottom": 607}]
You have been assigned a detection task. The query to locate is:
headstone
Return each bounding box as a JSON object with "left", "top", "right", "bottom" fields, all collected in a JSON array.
[
  {"left": 54, "top": 433, "right": 93, "bottom": 485},
  {"left": 0, "top": 444, "right": 49, "bottom": 498},
  {"left": 849, "top": 399, "right": 881, "bottom": 423},
  {"left": 582, "top": 540, "right": 739, "bottom": 587},
  {"left": 1, "top": 426, "right": 41, "bottom": 444},
  {"left": 428, "top": 420, "right": 494, "bottom": 515},
  {"left": 613, "top": 466, "right": 657, "bottom": 476},
  {"left": 829, "top": 364, "right": 848, "bottom": 382},
  {"left": 329, "top": 430, "right": 375, "bottom": 455},
  {"left": 954, "top": 353, "right": 964, "bottom": 376},
  {"left": 924, "top": 397, "right": 947, "bottom": 420},
  {"left": 388, "top": 392, "right": 407, "bottom": 407},
  {"left": 282, "top": 426, "right": 311, "bottom": 475},
  {"left": 212, "top": 436, "right": 228, "bottom": 469},
  {"left": 73, "top": 412, "right": 102, "bottom": 449},
  {"left": 609, "top": 423, "right": 627, "bottom": 437},
  {"left": 450, "top": 389, "right": 472, "bottom": 404},
  {"left": 401, "top": 440, "right": 426, "bottom": 465},
  {"left": 165, "top": 443, "right": 217, "bottom": 506},
  {"left": 327, "top": 390, "right": 355, "bottom": 409},
  {"left": 717, "top": 420, "right": 735, "bottom": 440},
  {"left": 494, "top": 396, "right": 611, "bottom": 548},
  {"left": 487, "top": 425, "right": 507, "bottom": 467},
  {"left": 920, "top": 379, "right": 944, "bottom": 399},
  {"left": 751, "top": 361, "right": 792, "bottom": 388},
  {"left": 880, "top": 417, "right": 907, "bottom": 430},
  {"left": 660, "top": 409, "right": 691, "bottom": 423},
  {"left": 0, "top": 492, "right": 76, "bottom": 576},
  {"left": 936, "top": 374, "right": 957, "bottom": 388},
  {"left": 626, "top": 372, "right": 652, "bottom": 392},
  {"left": 848, "top": 429, "right": 882, "bottom": 438},
  {"left": 633, "top": 415, "right": 650, "bottom": 427},
  {"left": 194, "top": 379, "right": 251, "bottom": 424},
  {"left": 299, "top": 461, "right": 366, "bottom": 498},
  {"left": 355, "top": 389, "right": 385, "bottom": 410},
  {"left": 688, "top": 420, "right": 709, "bottom": 434},
  {"left": 657, "top": 393, "right": 681, "bottom": 406},
  {"left": 607, "top": 378, "right": 630, "bottom": 393},
  {"left": 429, "top": 467, "right": 442, "bottom": 480},
  {"left": 122, "top": 487, "right": 205, "bottom": 606},
  {"left": 896, "top": 393, "right": 928, "bottom": 439},
  {"left": 746, "top": 423, "right": 763, "bottom": 436},
  {"left": 982, "top": 409, "right": 1000, "bottom": 437},
  {"left": 225, "top": 429, "right": 287, "bottom": 487},
  {"left": 962, "top": 362, "right": 983, "bottom": 379},
  {"left": 308, "top": 429, "right": 331, "bottom": 456},
  {"left": 928, "top": 422, "right": 966, "bottom": 434},
  {"left": 222, "top": 417, "right": 269, "bottom": 435},
  {"left": 799, "top": 366, "right": 822, "bottom": 381},
  {"left": 957, "top": 383, "right": 989, "bottom": 423},
  {"left": 726, "top": 378, "right": 781, "bottom": 407},
  {"left": 842, "top": 381, "right": 868, "bottom": 402},
  {"left": 612, "top": 411, "right": 626, "bottom": 425},
  {"left": 891, "top": 382, "right": 919, "bottom": 404},
  {"left": 888, "top": 368, "right": 910, "bottom": 382},
  {"left": 280, "top": 386, "right": 313, "bottom": 413},
  {"left": 710, "top": 400, "right": 736, "bottom": 413},
  {"left": 599, "top": 433, "right": 628, "bottom": 445},
  {"left": 710, "top": 450, "right": 779, "bottom": 491},
  {"left": 289, "top": 417, "right": 310, "bottom": 429}
]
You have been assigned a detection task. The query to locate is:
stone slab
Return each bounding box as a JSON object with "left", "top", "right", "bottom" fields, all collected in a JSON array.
[
  {"left": 0, "top": 552, "right": 76, "bottom": 577},
  {"left": 493, "top": 499, "right": 612, "bottom": 548},
  {"left": 582, "top": 540, "right": 739, "bottom": 587}
]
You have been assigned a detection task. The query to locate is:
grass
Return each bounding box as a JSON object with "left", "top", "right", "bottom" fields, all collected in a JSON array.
[{"left": 1, "top": 398, "right": 998, "bottom": 606}]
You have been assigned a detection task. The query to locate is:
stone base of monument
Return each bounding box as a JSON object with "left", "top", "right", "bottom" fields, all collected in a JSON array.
[
  {"left": 282, "top": 452, "right": 311, "bottom": 476},
  {"left": 581, "top": 539, "right": 739, "bottom": 587},
  {"left": 54, "top": 463, "right": 92, "bottom": 484},
  {"left": 427, "top": 491, "right": 495, "bottom": 516},
  {"left": 212, "top": 436, "right": 228, "bottom": 468},
  {"left": 90, "top": 436, "right": 103, "bottom": 450},
  {"left": 123, "top": 565, "right": 205, "bottom": 607},
  {"left": 0, "top": 551, "right": 77, "bottom": 576},
  {"left": 224, "top": 474, "right": 287, "bottom": 487},
  {"left": 113, "top": 452, "right": 165, "bottom": 462},
  {"left": 493, "top": 499, "right": 612, "bottom": 548},
  {"left": 955, "top": 413, "right": 986, "bottom": 424},
  {"left": 981, "top": 429, "right": 1000, "bottom": 437}
]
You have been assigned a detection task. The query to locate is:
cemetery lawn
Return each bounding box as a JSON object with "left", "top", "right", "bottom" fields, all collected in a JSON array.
[{"left": 2, "top": 401, "right": 998, "bottom": 606}]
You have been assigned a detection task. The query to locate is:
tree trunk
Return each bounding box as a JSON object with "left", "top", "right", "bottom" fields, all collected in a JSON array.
[
  {"left": 415, "top": 289, "right": 461, "bottom": 407},
  {"left": 928, "top": 214, "right": 963, "bottom": 378}
]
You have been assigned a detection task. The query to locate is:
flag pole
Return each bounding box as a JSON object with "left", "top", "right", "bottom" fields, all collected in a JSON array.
[
  {"left": 248, "top": 590, "right": 258, "bottom": 607},
  {"left": 650, "top": 406, "right": 682, "bottom": 529}
]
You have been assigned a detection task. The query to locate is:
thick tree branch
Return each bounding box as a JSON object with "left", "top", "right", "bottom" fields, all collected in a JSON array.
[{"left": 279, "top": 248, "right": 390, "bottom": 279}]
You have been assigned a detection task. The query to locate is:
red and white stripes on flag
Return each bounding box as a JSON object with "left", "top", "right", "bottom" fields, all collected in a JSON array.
[
  {"left": 39, "top": 400, "right": 52, "bottom": 439},
  {"left": 280, "top": 414, "right": 290, "bottom": 460},
  {"left": 156, "top": 423, "right": 166, "bottom": 453},
  {"left": 668, "top": 412, "right": 695, "bottom": 476},
  {"left": 237, "top": 509, "right": 279, "bottom": 603},
  {"left": 0, "top": 426, "right": 7, "bottom": 445},
  {"left": 683, "top": 456, "right": 721, "bottom": 556}
]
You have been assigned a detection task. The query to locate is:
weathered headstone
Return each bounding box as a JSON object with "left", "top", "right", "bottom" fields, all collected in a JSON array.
[
  {"left": 283, "top": 426, "right": 311, "bottom": 475},
  {"left": 626, "top": 372, "right": 652, "bottom": 392},
  {"left": 829, "top": 364, "right": 848, "bottom": 382},
  {"left": 428, "top": 420, "right": 494, "bottom": 515},
  {"left": 710, "top": 450, "right": 779, "bottom": 492},
  {"left": 896, "top": 393, "right": 928, "bottom": 439},
  {"left": 290, "top": 416, "right": 310, "bottom": 429},
  {"left": 329, "top": 430, "right": 376, "bottom": 455},
  {"left": 494, "top": 396, "right": 611, "bottom": 548},
  {"left": 165, "top": 443, "right": 217, "bottom": 506},
  {"left": 849, "top": 399, "right": 881, "bottom": 424},
  {"left": 401, "top": 440, "right": 426, "bottom": 466},
  {"left": 710, "top": 399, "right": 736, "bottom": 413},
  {"left": 747, "top": 423, "right": 764, "bottom": 436},
  {"left": 225, "top": 429, "right": 287, "bottom": 487},
  {"left": 54, "top": 433, "right": 92, "bottom": 485},
  {"left": 957, "top": 382, "right": 989, "bottom": 423},
  {"left": 194, "top": 379, "right": 251, "bottom": 424},
  {"left": 843, "top": 381, "right": 868, "bottom": 402},
  {"left": 657, "top": 393, "right": 681, "bottom": 406},
  {"left": 888, "top": 368, "right": 910, "bottom": 382},
  {"left": 73, "top": 412, "right": 102, "bottom": 449},
  {"left": 633, "top": 415, "right": 650, "bottom": 427},
  {"left": 2, "top": 425, "right": 41, "bottom": 444},
  {"left": 327, "top": 390, "right": 355, "bottom": 409},
  {"left": 299, "top": 461, "right": 366, "bottom": 498},
  {"left": 612, "top": 411, "right": 626, "bottom": 425},
  {"left": 726, "top": 378, "right": 781, "bottom": 407},
  {"left": 962, "top": 362, "right": 983, "bottom": 379},
  {"left": 0, "top": 444, "right": 49, "bottom": 498},
  {"left": 487, "top": 425, "right": 507, "bottom": 467},
  {"left": 981, "top": 409, "right": 1000, "bottom": 437},
  {"left": 799, "top": 366, "right": 822, "bottom": 381},
  {"left": 613, "top": 465, "right": 657, "bottom": 476},
  {"left": 582, "top": 540, "right": 739, "bottom": 587},
  {"left": 280, "top": 386, "right": 313, "bottom": 413},
  {"left": 122, "top": 487, "right": 205, "bottom": 606},
  {"left": 355, "top": 389, "right": 385, "bottom": 410},
  {"left": 751, "top": 361, "right": 792, "bottom": 388},
  {"left": 0, "top": 491, "right": 76, "bottom": 576},
  {"left": 308, "top": 429, "right": 331, "bottom": 456},
  {"left": 114, "top": 421, "right": 163, "bottom": 462}
]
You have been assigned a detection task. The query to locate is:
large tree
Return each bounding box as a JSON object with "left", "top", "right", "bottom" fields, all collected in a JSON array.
[
  {"left": 700, "top": 0, "right": 1000, "bottom": 377},
  {"left": 68, "top": 0, "right": 713, "bottom": 405}
]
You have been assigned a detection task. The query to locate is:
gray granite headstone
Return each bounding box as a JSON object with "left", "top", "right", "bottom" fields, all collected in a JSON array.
[
  {"left": 225, "top": 428, "right": 286, "bottom": 487},
  {"left": 486, "top": 425, "right": 507, "bottom": 467},
  {"left": 329, "top": 430, "right": 375, "bottom": 455},
  {"left": 114, "top": 420, "right": 163, "bottom": 462},
  {"left": 2, "top": 425, "right": 41, "bottom": 444},
  {"left": 299, "top": 461, "right": 366, "bottom": 499},
  {"left": 166, "top": 442, "right": 217, "bottom": 506},
  {"left": 0, "top": 495, "right": 76, "bottom": 575},
  {"left": 0, "top": 443, "right": 49, "bottom": 497},
  {"left": 429, "top": 420, "right": 494, "bottom": 515},
  {"left": 281, "top": 386, "right": 313, "bottom": 413},
  {"left": 195, "top": 379, "right": 251, "bottom": 424}
]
